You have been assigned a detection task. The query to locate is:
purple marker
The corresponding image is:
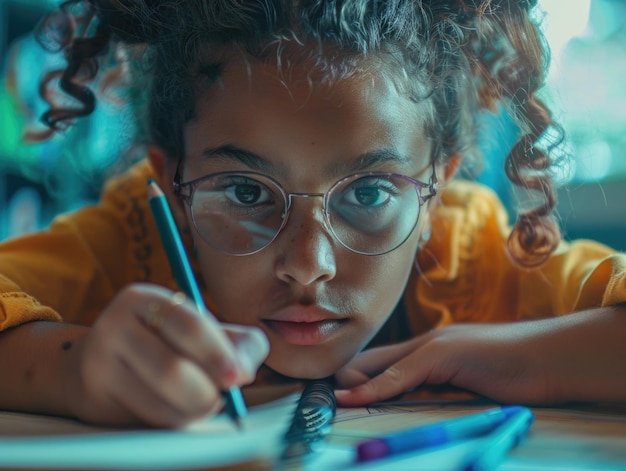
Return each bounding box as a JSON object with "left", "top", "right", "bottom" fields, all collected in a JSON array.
[
  {"left": 463, "top": 407, "right": 534, "bottom": 471},
  {"left": 356, "top": 406, "right": 527, "bottom": 462}
]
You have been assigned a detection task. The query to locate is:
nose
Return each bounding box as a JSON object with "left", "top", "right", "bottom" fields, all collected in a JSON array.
[{"left": 274, "top": 196, "right": 337, "bottom": 286}]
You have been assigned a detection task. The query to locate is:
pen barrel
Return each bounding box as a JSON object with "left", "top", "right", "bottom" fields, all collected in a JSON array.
[
  {"left": 357, "top": 406, "right": 526, "bottom": 462},
  {"left": 463, "top": 407, "right": 534, "bottom": 471},
  {"left": 223, "top": 386, "right": 248, "bottom": 420},
  {"left": 147, "top": 180, "right": 247, "bottom": 426},
  {"left": 148, "top": 195, "right": 206, "bottom": 310}
]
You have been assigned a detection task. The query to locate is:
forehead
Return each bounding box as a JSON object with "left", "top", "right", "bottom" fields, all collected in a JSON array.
[
  {"left": 196, "top": 48, "right": 430, "bottom": 117},
  {"left": 184, "top": 51, "right": 433, "bottom": 177}
]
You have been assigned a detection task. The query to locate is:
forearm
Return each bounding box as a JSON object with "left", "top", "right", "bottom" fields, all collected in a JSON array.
[
  {"left": 335, "top": 304, "right": 626, "bottom": 407},
  {"left": 533, "top": 304, "right": 626, "bottom": 403},
  {"left": 0, "top": 321, "right": 89, "bottom": 417}
]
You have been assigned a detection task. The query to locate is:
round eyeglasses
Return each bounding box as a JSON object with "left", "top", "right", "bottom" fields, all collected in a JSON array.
[{"left": 173, "top": 162, "right": 437, "bottom": 256}]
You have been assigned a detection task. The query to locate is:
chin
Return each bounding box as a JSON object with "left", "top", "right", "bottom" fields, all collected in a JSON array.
[{"left": 264, "top": 345, "right": 353, "bottom": 380}]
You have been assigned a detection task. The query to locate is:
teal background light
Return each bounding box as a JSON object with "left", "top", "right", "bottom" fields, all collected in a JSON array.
[{"left": 0, "top": 0, "right": 625, "bottom": 249}]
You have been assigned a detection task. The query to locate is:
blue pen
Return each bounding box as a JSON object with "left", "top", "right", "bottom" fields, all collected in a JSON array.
[
  {"left": 147, "top": 178, "right": 247, "bottom": 429},
  {"left": 463, "top": 406, "right": 534, "bottom": 471},
  {"left": 356, "top": 406, "right": 526, "bottom": 462}
]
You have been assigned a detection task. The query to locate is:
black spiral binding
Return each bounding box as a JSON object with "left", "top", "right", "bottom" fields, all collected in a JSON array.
[{"left": 279, "top": 378, "right": 337, "bottom": 463}]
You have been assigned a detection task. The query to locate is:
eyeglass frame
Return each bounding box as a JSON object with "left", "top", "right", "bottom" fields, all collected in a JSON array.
[{"left": 172, "top": 159, "right": 438, "bottom": 256}]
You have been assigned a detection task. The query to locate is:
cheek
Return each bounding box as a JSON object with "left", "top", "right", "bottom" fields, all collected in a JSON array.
[
  {"left": 359, "top": 243, "right": 417, "bottom": 325},
  {"left": 194, "top": 247, "right": 268, "bottom": 324},
  {"left": 350, "top": 224, "right": 423, "bottom": 343},
  {"left": 183, "top": 202, "right": 265, "bottom": 324}
]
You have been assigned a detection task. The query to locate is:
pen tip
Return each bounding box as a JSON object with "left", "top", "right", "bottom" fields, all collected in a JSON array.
[
  {"left": 234, "top": 417, "right": 244, "bottom": 431},
  {"left": 146, "top": 178, "right": 164, "bottom": 198}
]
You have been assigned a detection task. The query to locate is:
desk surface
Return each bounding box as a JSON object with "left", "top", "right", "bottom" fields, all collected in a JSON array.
[{"left": 1, "top": 396, "right": 626, "bottom": 470}]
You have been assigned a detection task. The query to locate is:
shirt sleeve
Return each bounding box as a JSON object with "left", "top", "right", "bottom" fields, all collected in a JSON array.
[
  {"left": 0, "top": 160, "right": 167, "bottom": 331},
  {"left": 406, "top": 180, "right": 626, "bottom": 332}
]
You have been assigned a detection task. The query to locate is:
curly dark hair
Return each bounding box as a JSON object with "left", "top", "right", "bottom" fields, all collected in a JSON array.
[{"left": 35, "top": 0, "right": 561, "bottom": 267}]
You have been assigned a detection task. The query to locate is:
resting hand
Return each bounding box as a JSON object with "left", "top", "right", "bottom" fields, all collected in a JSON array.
[
  {"left": 334, "top": 322, "right": 557, "bottom": 406},
  {"left": 69, "top": 283, "right": 269, "bottom": 427}
]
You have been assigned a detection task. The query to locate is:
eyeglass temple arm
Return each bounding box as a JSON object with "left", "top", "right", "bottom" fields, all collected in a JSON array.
[
  {"left": 425, "top": 160, "right": 438, "bottom": 201},
  {"left": 172, "top": 159, "right": 192, "bottom": 203}
]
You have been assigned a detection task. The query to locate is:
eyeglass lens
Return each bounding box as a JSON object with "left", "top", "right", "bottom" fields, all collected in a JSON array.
[{"left": 189, "top": 173, "right": 423, "bottom": 255}]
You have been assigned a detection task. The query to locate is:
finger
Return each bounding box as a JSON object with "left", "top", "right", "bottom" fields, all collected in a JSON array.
[
  {"left": 111, "top": 357, "right": 202, "bottom": 428},
  {"left": 334, "top": 367, "right": 371, "bottom": 389},
  {"left": 335, "top": 348, "right": 437, "bottom": 407},
  {"left": 132, "top": 288, "right": 243, "bottom": 387},
  {"left": 118, "top": 312, "right": 222, "bottom": 418},
  {"left": 338, "top": 332, "right": 435, "bottom": 378},
  {"left": 222, "top": 324, "right": 270, "bottom": 381}
]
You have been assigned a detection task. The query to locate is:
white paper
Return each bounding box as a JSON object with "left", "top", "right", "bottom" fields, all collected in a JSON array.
[{"left": 0, "top": 395, "right": 299, "bottom": 469}]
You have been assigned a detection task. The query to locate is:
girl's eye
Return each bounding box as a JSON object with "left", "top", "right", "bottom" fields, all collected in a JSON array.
[
  {"left": 223, "top": 180, "right": 273, "bottom": 206},
  {"left": 343, "top": 179, "right": 398, "bottom": 208},
  {"left": 349, "top": 187, "right": 389, "bottom": 206}
]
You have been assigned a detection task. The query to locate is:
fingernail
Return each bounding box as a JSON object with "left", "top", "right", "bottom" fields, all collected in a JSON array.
[{"left": 219, "top": 359, "right": 241, "bottom": 383}]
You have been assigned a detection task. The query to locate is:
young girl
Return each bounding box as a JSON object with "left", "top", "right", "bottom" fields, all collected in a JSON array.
[{"left": 1, "top": 0, "right": 625, "bottom": 428}]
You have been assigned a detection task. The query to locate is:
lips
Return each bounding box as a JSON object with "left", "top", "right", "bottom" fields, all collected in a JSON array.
[{"left": 263, "top": 305, "right": 348, "bottom": 345}]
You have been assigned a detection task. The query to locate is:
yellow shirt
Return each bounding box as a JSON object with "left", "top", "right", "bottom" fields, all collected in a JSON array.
[{"left": 1, "top": 159, "right": 625, "bottom": 337}]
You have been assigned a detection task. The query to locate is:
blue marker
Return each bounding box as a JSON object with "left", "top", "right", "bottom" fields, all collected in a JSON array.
[
  {"left": 356, "top": 406, "right": 527, "bottom": 462},
  {"left": 463, "top": 407, "right": 534, "bottom": 471}
]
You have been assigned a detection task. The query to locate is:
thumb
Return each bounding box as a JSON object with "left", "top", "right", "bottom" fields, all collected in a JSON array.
[{"left": 223, "top": 324, "right": 270, "bottom": 381}]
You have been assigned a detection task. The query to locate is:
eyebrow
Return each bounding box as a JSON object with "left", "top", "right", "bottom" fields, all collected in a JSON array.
[
  {"left": 336, "top": 148, "right": 413, "bottom": 176},
  {"left": 202, "top": 145, "right": 277, "bottom": 174},
  {"left": 201, "top": 145, "right": 413, "bottom": 177}
]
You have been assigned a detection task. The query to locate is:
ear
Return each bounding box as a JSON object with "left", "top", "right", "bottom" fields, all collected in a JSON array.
[
  {"left": 147, "top": 144, "right": 168, "bottom": 182},
  {"left": 147, "top": 145, "right": 190, "bottom": 232},
  {"left": 427, "top": 153, "right": 462, "bottom": 213},
  {"left": 442, "top": 154, "right": 461, "bottom": 182}
]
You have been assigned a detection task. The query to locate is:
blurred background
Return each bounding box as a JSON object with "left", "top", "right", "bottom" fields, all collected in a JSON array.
[{"left": 0, "top": 0, "right": 625, "bottom": 249}]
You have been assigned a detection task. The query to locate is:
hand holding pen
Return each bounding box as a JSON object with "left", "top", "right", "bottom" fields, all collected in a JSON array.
[
  {"left": 62, "top": 182, "right": 268, "bottom": 428},
  {"left": 147, "top": 178, "right": 270, "bottom": 428}
]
